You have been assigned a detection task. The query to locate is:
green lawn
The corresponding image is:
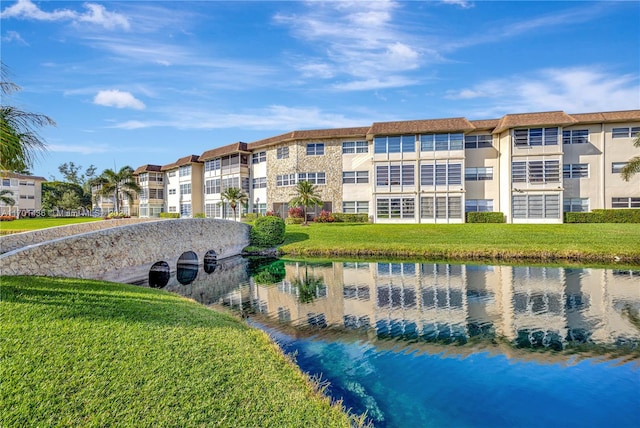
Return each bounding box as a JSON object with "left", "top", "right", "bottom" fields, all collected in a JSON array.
[
  {"left": 0, "top": 217, "right": 101, "bottom": 233},
  {"left": 0, "top": 276, "right": 352, "bottom": 427},
  {"left": 279, "top": 223, "right": 640, "bottom": 264}
]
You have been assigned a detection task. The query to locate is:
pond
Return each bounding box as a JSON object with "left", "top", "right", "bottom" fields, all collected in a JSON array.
[{"left": 134, "top": 257, "right": 640, "bottom": 428}]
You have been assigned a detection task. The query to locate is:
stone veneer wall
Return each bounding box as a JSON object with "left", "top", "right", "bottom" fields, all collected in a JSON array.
[
  {"left": 266, "top": 139, "right": 343, "bottom": 211},
  {"left": 0, "top": 219, "right": 250, "bottom": 284}
]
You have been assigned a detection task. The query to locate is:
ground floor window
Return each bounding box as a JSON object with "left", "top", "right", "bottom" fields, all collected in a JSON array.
[
  {"left": 611, "top": 197, "right": 640, "bottom": 208},
  {"left": 420, "top": 196, "right": 462, "bottom": 219},
  {"left": 465, "top": 199, "right": 493, "bottom": 212},
  {"left": 513, "top": 194, "right": 560, "bottom": 219},
  {"left": 180, "top": 203, "right": 192, "bottom": 217},
  {"left": 254, "top": 203, "right": 267, "bottom": 215},
  {"left": 563, "top": 198, "right": 589, "bottom": 212},
  {"left": 205, "top": 203, "right": 222, "bottom": 218},
  {"left": 343, "top": 201, "right": 369, "bottom": 214},
  {"left": 377, "top": 197, "right": 415, "bottom": 219}
]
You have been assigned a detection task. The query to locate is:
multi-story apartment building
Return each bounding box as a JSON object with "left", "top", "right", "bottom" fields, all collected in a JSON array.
[
  {"left": 162, "top": 155, "right": 203, "bottom": 218},
  {"left": 134, "top": 109, "right": 640, "bottom": 223},
  {"left": 0, "top": 172, "right": 46, "bottom": 216},
  {"left": 200, "top": 142, "right": 251, "bottom": 219},
  {"left": 134, "top": 164, "right": 164, "bottom": 218}
]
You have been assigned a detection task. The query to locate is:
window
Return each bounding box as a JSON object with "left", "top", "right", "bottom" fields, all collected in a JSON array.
[
  {"left": 342, "top": 141, "right": 368, "bottom": 154},
  {"left": 343, "top": 201, "right": 369, "bottom": 214},
  {"left": 276, "top": 174, "right": 296, "bottom": 187},
  {"left": 205, "top": 179, "right": 221, "bottom": 194},
  {"left": 376, "top": 197, "right": 415, "bottom": 219},
  {"left": 1, "top": 178, "right": 11, "bottom": 186},
  {"left": 297, "top": 172, "right": 326, "bottom": 185},
  {"left": 168, "top": 206, "right": 177, "bottom": 213},
  {"left": 179, "top": 165, "right": 191, "bottom": 177},
  {"left": 205, "top": 203, "right": 222, "bottom": 218},
  {"left": 612, "top": 162, "right": 628, "bottom": 173},
  {"left": 252, "top": 151, "right": 266, "bottom": 164},
  {"left": 167, "top": 171, "right": 176, "bottom": 177},
  {"left": 612, "top": 197, "right": 640, "bottom": 208},
  {"left": 562, "top": 129, "right": 589, "bottom": 144},
  {"left": 307, "top": 143, "right": 324, "bottom": 156},
  {"left": 376, "top": 164, "right": 414, "bottom": 187},
  {"left": 205, "top": 159, "right": 220, "bottom": 172},
  {"left": 168, "top": 188, "right": 177, "bottom": 195},
  {"left": 221, "top": 177, "right": 240, "bottom": 191},
  {"left": 512, "top": 160, "right": 560, "bottom": 183},
  {"left": 612, "top": 127, "right": 640, "bottom": 138},
  {"left": 420, "top": 133, "right": 464, "bottom": 151},
  {"left": 563, "top": 164, "right": 589, "bottom": 179},
  {"left": 512, "top": 194, "right": 560, "bottom": 219},
  {"left": 420, "top": 163, "right": 462, "bottom": 186},
  {"left": 343, "top": 171, "right": 369, "bottom": 184},
  {"left": 277, "top": 146, "right": 289, "bottom": 159},
  {"left": 254, "top": 203, "right": 267, "bottom": 215},
  {"left": 149, "top": 189, "right": 163, "bottom": 199},
  {"left": 464, "top": 134, "right": 493, "bottom": 149},
  {"left": 180, "top": 203, "right": 192, "bottom": 217},
  {"left": 180, "top": 183, "right": 191, "bottom": 195},
  {"left": 374, "top": 135, "right": 415, "bottom": 154},
  {"left": 420, "top": 196, "right": 462, "bottom": 219},
  {"left": 514, "top": 127, "right": 558, "bottom": 147},
  {"left": 465, "top": 167, "right": 493, "bottom": 181},
  {"left": 564, "top": 198, "right": 589, "bottom": 212},
  {"left": 252, "top": 177, "right": 267, "bottom": 189},
  {"left": 466, "top": 199, "right": 493, "bottom": 212}
]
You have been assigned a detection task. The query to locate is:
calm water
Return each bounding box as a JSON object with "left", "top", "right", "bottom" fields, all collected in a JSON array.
[{"left": 141, "top": 257, "right": 640, "bottom": 428}]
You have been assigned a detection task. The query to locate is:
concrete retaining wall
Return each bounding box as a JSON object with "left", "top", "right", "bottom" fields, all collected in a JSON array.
[{"left": 0, "top": 219, "right": 251, "bottom": 283}]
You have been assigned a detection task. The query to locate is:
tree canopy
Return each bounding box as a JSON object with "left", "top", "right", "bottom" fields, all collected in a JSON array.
[
  {"left": 621, "top": 132, "right": 640, "bottom": 181},
  {"left": 289, "top": 180, "right": 322, "bottom": 226}
]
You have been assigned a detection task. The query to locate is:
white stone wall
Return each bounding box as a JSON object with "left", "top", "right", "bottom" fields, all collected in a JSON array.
[{"left": 0, "top": 218, "right": 251, "bottom": 283}]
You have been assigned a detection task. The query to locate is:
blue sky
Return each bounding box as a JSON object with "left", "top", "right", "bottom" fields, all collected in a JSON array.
[{"left": 2, "top": 0, "right": 639, "bottom": 180}]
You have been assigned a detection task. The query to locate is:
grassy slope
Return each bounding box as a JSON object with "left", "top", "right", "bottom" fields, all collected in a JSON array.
[
  {"left": 0, "top": 217, "right": 101, "bottom": 232},
  {"left": 0, "top": 276, "right": 350, "bottom": 427},
  {"left": 279, "top": 223, "right": 640, "bottom": 263}
]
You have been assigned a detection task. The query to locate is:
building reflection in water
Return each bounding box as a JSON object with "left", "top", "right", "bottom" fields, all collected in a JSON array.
[{"left": 246, "top": 261, "right": 640, "bottom": 351}]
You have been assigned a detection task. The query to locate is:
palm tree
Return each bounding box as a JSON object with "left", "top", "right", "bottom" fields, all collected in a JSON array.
[
  {"left": 621, "top": 132, "right": 640, "bottom": 181},
  {"left": 289, "top": 180, "right": 322, "bottom": 226},
  {"left": 1, "top": 62, "right": 55, "bottom": 172},
  {"left": 0, "top": 189, "right": 15, "bottom": 206},
  {"left": 93, "top": 166, "right": 141, "bottom": 214},
  {"left": 220, "top": 187, "right": 248, "bottom": 221}
]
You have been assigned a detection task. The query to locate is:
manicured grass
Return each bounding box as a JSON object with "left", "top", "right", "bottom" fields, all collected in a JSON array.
[
  {"left": 0, "top": 276, "right": 352, "bottom": 427},
  {"left": 279, "top": 223, "right": 640, "bottom": 264},
  {"left": 0, "top": 217, "right": 101, "bottom": 233}
]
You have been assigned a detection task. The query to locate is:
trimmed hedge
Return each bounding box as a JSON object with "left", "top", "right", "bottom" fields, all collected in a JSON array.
[
  {"left": 285, "top": 217, "right": 305, "bottom": 225},
  {"left": 250, "top": 215, "right": 286, "bottom": 247},
  {"left": 466, "top": 212, "right": 505, "bottom": 223},
  {"left": 159, "top": 212, "right": 180, "bottom": 219},
  {"left": 331, "top": 213, "right": 370, "bottom": 223},
  {"left": 564, "top": 209, "right": 640, "bottom": 223}
]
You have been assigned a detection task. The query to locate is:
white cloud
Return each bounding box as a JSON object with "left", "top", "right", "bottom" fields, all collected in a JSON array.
[
  {"left": 447, "top": 67, "right": 640, "bottom": 115},
  {"left": 275, "top": 1, "right": 426, "bottom": 90},
  {"left": 93, "top": 90, "right": 146, "bottom": 110},
  {"left": 112, "top": 105, "right": 368, "bottom": 131},
  {"left": 441, "top": 0, "right": 474, "bottom": 9},
  {"left": 1, "top": 0, "right": 130, "bottom": 30},
  {"left": 1, "top": 30, "right": 28, "bottom": 45},
  {"left": 49, "top": 144, "right": 109, "bottom": 155}
]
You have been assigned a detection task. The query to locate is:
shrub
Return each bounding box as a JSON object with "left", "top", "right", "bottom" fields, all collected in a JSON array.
[
  {"left": 106, "top": 212, "right": 128, "bottom": 220},
  {"left": 250, "top": 215, "right": 286, "bottom": 247},
  {"left": 314, "top": 210, "right": 334, "bottom": 223},
  {"left": 288, "top": 206, "right": 305, "bottom": 219},
  {"left": 331, "top": 213, "right": 369, "bottom": 223},
  {"left": 565, "top": 209, "right": 640, "bottom": 223},
  {"left": 466, "top": 212, "right": 505, "bottom": 223},
  {"left": 0, "top": 215, "right": 17, "bottom": 221},
  {"left": 285, "top": 217, "right": 305, "bottom": 225},
  {"left": 159, "top": 212, "right": 180, "bottom": 219},
  {"left": 265, "top": 210, "right": 278, "bottom": 217},
  {"left": 243, "top": 213, "right": 260, "bottom": 223},
  {"left": 193, "top": 212, "right": 206, "bottom": 218}
]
